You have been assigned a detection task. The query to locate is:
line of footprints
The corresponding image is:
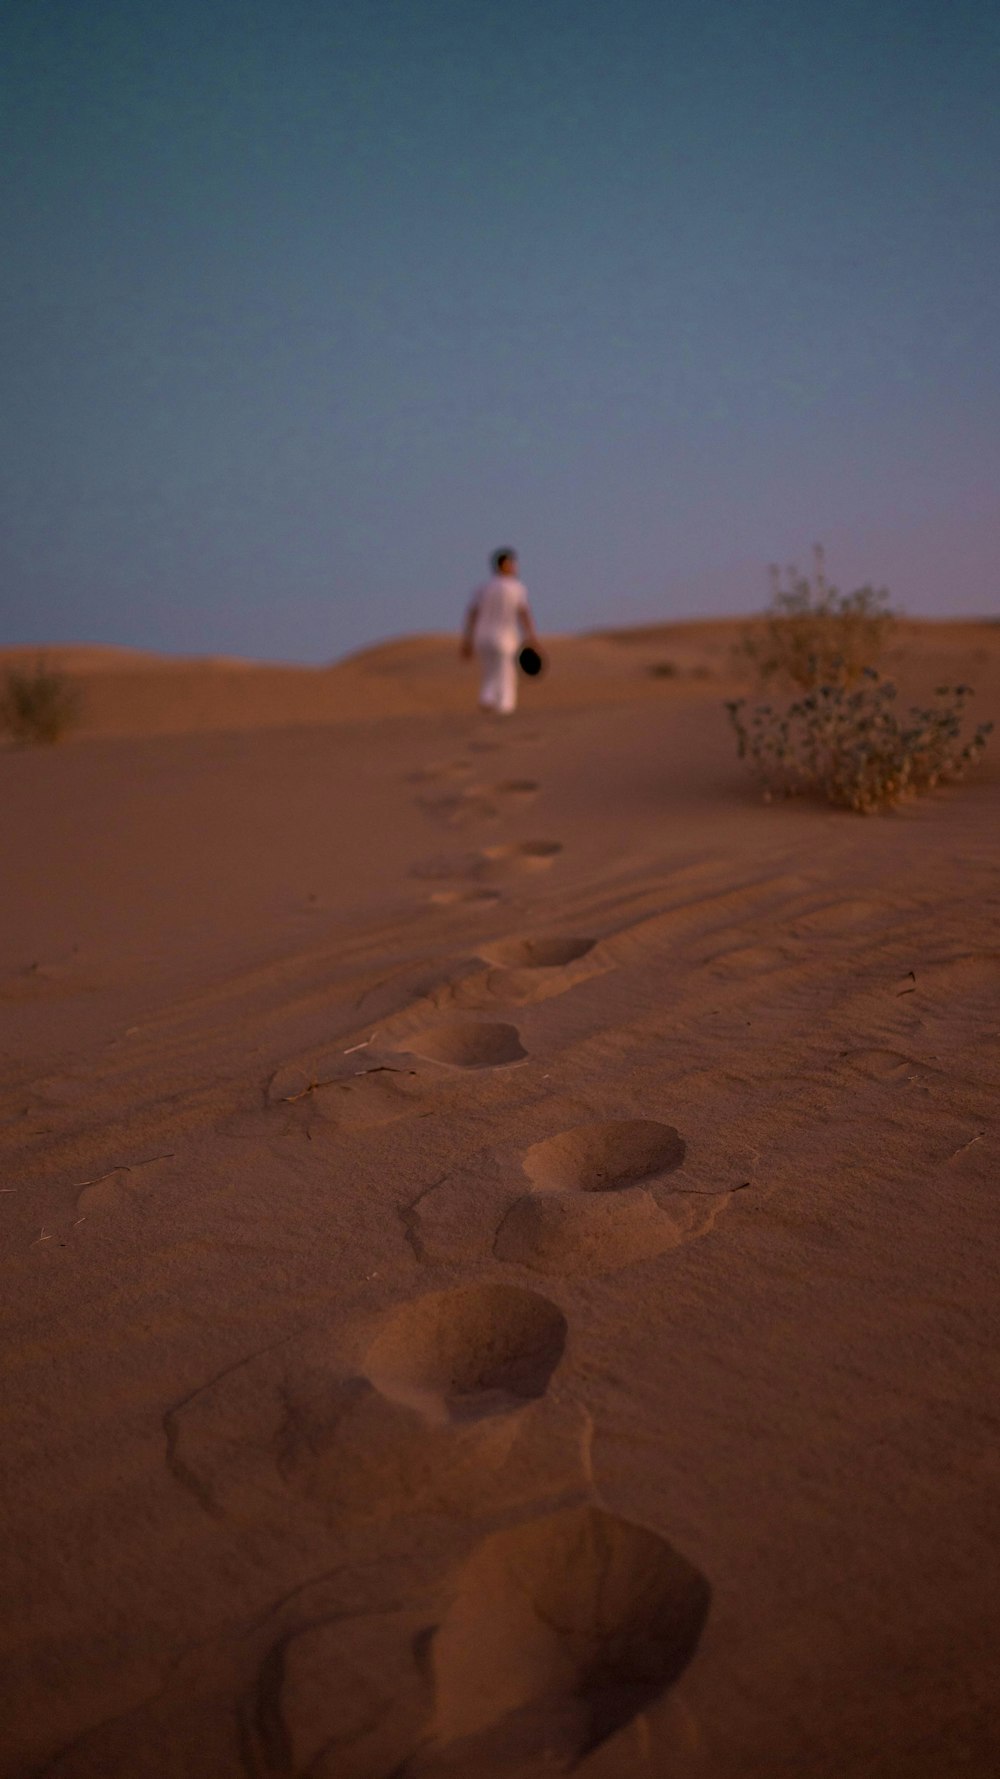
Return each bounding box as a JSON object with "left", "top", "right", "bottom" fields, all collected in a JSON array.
[
  {"left": 409, "top": 747, "right": 564, "bottom": 902},
  {"left": 174, "top": 758, "right": 730, "bottom": 1777}
]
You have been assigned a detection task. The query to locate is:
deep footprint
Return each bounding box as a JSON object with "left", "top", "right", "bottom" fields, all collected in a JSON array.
[
  {"left": 524, "top": 1119, "right": 686, "bottom": 1191},
  {"left": 409, "top": 761, "right": 474, "bottom": 784},
  {"left": 481, "top": 935, "right": 595, "bottom": 969},
  {"left": 496, "top": 1187, "right": 676, "bottom": 1275},
  {"left": 402, "top": 1021, "right": 527, "bottom": 1068},
  {"left": 428, "top": 887, "right": 502, "bottom": 906},
  {"left": 496, "top": 1120, "right": 693, "bottom": 1276},
  {"left": 480, "top": 840, "right": 563, "bottom": 873},
  {"left": 420, "top": 786, "right": 502, "bottom": 827},
  {"left": 409, "top": 1505, "right": 711, "bottom": 1772},
  {"left": 168, "top": 1296, "right": 576, "bottom": 1533},
  {"left": 364, "top": 1283, "right": 567, "bottom": 1422}
]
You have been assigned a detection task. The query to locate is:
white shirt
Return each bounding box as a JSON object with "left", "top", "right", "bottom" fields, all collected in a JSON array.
[{"left": 468, "top": 576, "right": 529, "bottom": 649}]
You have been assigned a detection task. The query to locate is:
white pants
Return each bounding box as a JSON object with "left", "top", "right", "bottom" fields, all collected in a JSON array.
[{"left": 477, "top": 639, "right": 518, "bottom": 714}]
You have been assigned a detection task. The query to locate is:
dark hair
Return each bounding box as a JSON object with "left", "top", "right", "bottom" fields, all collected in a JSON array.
[{"left": 491, "top": 548, "right": 516, "bottom": 572}]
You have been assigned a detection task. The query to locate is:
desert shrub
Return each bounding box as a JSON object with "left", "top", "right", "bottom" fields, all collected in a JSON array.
[
  {"left": 0, "top": 660, "right": 81, "bottom": 744},
  {"left": 738, "top": 545, "right": 895, "bottom": 692},
  {"left": 726, "top": 673, "right": 992, "bottom": 813}
]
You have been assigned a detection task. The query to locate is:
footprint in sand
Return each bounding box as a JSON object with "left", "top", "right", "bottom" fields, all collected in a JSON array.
[
  {"left": 408, "top": 761, "right": 475, "bottom": 785},
  {"left": 170, "top": 1285, "right": 580, "bottom": 1529},
  {"left": 523, "top": 1120, "right": 687, "bottom": 1191},
  {"left": 412, "top": 840, "right": 561, "bottom": 885},
  {"left": 479, "top": 839, "right": 563, "bottom": 874},
  {"left": 422, "top": 779, "right": 540, "bottom": 828},
  {"left": 259, "top": 1503, "right": 710, "bottom": 1779},
  {"left": 399, "top": 1020, "right": 527, "bottom": 1068},
  {"left": 410, "top": 1118, "right": 736, "bottom": 1273},
  {"left": 495, "top": 1119, "right": 727, "bottom": 1276},
  {"left": 428, "top": 886, "right": 502, "bottom": 907},
  {"left": 364, "top": 1282, "right": 566, "bottom": 1421},
  {"left": 465, "top": 934, "right": 602, "bottom": 1008},
  {"left": 418, "top": 785, "right": 502, "bottom": 828},
  {"left": 286, "top": 1284, "right": 578, "bottom": 1520},
  {"left": 480, "top": 935, "right": 595, "bottom": 969},
  {"left": 402, "top": 1504, "right": 710, "bottom": 1774}
]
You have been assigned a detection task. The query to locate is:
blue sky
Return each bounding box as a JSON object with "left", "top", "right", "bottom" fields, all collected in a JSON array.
[{"left": 2, "top": 0, "right": 997, "bottom": 660}]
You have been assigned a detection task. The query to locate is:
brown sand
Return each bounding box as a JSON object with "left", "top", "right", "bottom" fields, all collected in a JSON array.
[{"left": 1, "top": 621, "right": 999, "bottom": 1777}]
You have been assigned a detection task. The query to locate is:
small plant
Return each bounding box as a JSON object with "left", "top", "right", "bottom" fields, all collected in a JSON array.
[
  {"left": 0, "top": 660, "right": 81, "bottom": 745},
  {"left": 726, "top": 673, "right": 993, "bottom": 813},
  {"left": 738, "top": 545, "right": 895, "bottom": 691}
]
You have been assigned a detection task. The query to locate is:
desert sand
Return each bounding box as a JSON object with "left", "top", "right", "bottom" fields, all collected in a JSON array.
[{"left": 1, "top": 619, "right": 998, "bottom": 1778}]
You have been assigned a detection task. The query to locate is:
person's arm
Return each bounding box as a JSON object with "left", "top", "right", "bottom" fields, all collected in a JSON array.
[{"left": 460, "top": 592, "right": 479, "bottom": 660}]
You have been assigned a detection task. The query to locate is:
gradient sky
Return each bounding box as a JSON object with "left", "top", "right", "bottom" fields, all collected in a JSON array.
[{"left": 2, "top": 0, "right": 998, "bottom": 661}]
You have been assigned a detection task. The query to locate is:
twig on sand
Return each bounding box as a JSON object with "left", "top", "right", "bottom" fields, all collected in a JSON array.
[
  {"left": 32, "top": 1229, "right": 51, "bottom": 1244},
  {"left": 343, "top": 1037, "right": 373, "bottom": 1055},
  {"left": 947, "top": 1132, "right": 985, "bottom": 1162},
  {"left": 72, "top": 1153, "right": 175, "bottom": 1191},
  {"left": 280, "top": 1064, "right": 413, "bottom": 1102},
  {"left": 666, "top": 1180, "right": 752, "bottom": 1198}
]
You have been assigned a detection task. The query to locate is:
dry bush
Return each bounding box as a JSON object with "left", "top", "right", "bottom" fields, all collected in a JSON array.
[
  {"left": 725, "top": 547, "right": 991, "bottom": 811},
  {"left": 738, "top": 545, "right": 895, "bottom": 691},
  {"left": 726, "top": 673, "right": 993, "bottom": 813},
  {"left": 0, "top": 660, "right": 82, "bottom": 745}
]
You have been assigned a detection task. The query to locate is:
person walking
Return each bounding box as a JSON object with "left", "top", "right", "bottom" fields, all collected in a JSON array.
[{"left": 460, "top": 548, "right": 540, "bottom": 715}]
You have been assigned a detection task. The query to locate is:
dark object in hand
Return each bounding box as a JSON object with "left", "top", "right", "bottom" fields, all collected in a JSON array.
[{"left": 519, "top": 645, "right": 544, "bottom": 677}]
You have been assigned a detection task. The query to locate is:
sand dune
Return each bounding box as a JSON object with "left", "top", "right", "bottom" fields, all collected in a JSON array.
[
  {"left": 4, "top": 617, "right": 995, "bottom": 738},
  {"left": 1, "top": 621, "right": 998, "bottom": 1776}
]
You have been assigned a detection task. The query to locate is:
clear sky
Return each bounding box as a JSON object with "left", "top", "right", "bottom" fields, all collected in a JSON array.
[{"left": 2, "top": 0, "right": 997, "bottom": 661}]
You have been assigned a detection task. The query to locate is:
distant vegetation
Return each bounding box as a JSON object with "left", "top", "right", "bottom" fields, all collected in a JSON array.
[
  {"left": 727, "top": 549, "right": 992, "bottom": 813},
  {"left": 0, "top": 660, "right": 81, "bottom": 745}
]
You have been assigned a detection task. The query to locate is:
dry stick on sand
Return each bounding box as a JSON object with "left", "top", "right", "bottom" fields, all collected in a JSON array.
[
  {"left": 666, "top": 1180, "right": 752, "bottom": 1197},
  {"left": 279, "top": 1065, "right": 414, "bottom": 1104},
  {"left": 29, "top": 1154, "right": 179, "bottom": 1247},
  {"left": 72, "top": 1153, "right": 176, "bottom": 1191},
  {"left": 947, "top": 1132, "right": 985, "bottom": 1162}
]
